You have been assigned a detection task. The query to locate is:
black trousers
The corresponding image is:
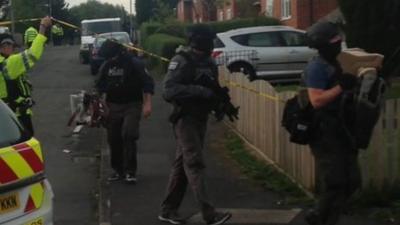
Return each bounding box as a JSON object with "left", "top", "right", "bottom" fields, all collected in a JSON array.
[
  {"left": 310, "top": 122, "right": 362, "bottom": 225},
  {"left": 18, "top": 113, "right": 34, "bottom": 136},
  {"left": 161, "top": 116, "right": 216, "bottom": 221},
  {"left": 106, "top": 102, "right": 142, "bottom": 175}
]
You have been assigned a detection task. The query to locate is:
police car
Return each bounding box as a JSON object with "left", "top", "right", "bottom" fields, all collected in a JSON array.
[{"left": 0, "top": 100, "right": 54, "bottom": 224}]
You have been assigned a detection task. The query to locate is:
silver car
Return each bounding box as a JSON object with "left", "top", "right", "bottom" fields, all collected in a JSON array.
[{"left": 213, "top": 26, "right": 316, "bottom": 82}]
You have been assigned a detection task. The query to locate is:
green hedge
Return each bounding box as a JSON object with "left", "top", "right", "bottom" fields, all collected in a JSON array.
[
  {"left": 143, "top": 33, "right": 185, "bottom": 70},
  {"left": 141, "top": 16, "right": 281, "bottom": 41}
]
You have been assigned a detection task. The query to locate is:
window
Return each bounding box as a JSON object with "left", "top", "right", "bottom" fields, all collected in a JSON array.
[
  {"left": 227, "top": 8, "right": 232, "bottom": 20},
  {"left": 281, "top": 31, "right": 306, "bottom": 46},
  {"left": 0, "top": 101, "right": 29, "bottom": 148},
  {"left": 231, "top": 32, "right": 283, "bottom": 47},
  {"left": 247, "top": 32, "right": 283, "bottom": 47},
  {"left": 219, "top": 11, "right": 224, "bottom": 21},
  {"left": 231, "top": 34, "right": 249, "bottom": 46},
  {"left": 281, "top": 0, "right": 291, "bottom": 19},
  {"left": 266, "top": 0, "right": 274, "bottom": 16},
  {"left": 214, "top": 37, "right": 225, "bottom": 48}
]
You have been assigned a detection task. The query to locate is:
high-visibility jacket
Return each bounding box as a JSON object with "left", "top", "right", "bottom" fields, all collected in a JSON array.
[
  {"left": 0, "top": 34, "right": 47, "bottom": 99},
  {"left": 51, "top": 25, "right": 63, "bottom": 36},
  {"left": 24, "top": 26, "right": 38, "bottom": 45}
]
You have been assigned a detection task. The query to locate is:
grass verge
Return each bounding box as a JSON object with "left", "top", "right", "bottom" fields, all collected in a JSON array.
[{"left": 224, "top": 130, "right": 312, "bottom": 206}]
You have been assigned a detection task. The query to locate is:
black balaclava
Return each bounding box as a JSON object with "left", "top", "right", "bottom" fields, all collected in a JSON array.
[{"left": 318, "top": 41, "right": 342, "bottom": 63}]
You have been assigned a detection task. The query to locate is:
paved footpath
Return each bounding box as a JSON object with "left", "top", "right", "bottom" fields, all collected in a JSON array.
[{"left": 98, "top": 81, "right": 389, "bottom": 225}]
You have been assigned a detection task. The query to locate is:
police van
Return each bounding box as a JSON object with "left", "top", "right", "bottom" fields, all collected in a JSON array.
[{"left": 0, "top": 100, "right": 54, "bottom": 224}]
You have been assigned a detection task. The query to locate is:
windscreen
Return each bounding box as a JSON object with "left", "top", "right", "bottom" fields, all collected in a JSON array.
[
  {"left": 82, "top": 20, "right": 122, "bottom": 36},
  {"left": 95, "top": 33, "right": 130, "bottom": 47},
  {"left": 0, "top": 101, "right": 30, "bottom": 148}
]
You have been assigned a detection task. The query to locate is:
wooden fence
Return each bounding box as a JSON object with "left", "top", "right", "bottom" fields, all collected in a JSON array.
[{"left": 220, "top": 68, "right": 400, "bottom": 192}]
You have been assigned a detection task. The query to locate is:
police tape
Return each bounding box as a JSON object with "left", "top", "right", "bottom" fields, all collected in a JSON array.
[
  {"left": 0, "top": 17, "right": 170, "bottom": 63},
  {"left": 2, "top": 17, "right": 285, "bottom": 102},
  {"left": 222, "top": 80, "right": 286, "bottom": 103},
  {"left": 0, "top": 18, "right": 41, "bottom": 26}
]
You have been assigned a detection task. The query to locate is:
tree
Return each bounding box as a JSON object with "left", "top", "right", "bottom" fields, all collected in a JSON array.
[
  {"left": 135, "top": 0, "right": 156, "bottom": 25},
  {"left": 152, "top": 0, "right": 176, "bottom": 23},
  {"left": 69, "top": 0, "right": 129, "bottom": 30},
  {"left": 338, "top": 0, "right": 400, "bottom": 57}
]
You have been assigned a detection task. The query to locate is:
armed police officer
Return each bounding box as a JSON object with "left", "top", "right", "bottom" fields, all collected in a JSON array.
[
  {"left": 96, "top": 39, "right": 154, "bottom": 184},
  {"left": 0, "top": 16, "right": 52, "bottom": 135},
  {"left": 159, "top": 24, "right": 237, "bottom": 225},
  {"left": 304, "top": 21, "right": 361, "bottom": 225}
]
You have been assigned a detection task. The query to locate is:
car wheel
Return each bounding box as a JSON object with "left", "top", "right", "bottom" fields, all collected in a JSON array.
[{"left": 228, "top": 63, "right": 256, "bottom": 81}]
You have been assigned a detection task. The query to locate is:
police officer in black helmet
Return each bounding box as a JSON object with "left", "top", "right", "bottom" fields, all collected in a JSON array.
[
  {"left": 304, "top": 21, "right": 361, "bottom": 225},
  {"left": 96, "top": 39, "right": 154, "bottom": 184},
  {"left": 158, "top": 24, "right": 232, "bottom": 225}
]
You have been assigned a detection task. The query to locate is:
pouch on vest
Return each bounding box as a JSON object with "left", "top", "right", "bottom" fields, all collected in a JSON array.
[{"left": 282, "top": 89, "right": 315, "bottom": 145}]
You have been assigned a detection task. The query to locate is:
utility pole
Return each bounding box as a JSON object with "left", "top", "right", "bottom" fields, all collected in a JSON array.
[
  {"left": 130, "top": 0, "right": 133, "bottom": 39},
  {"left": 10, "top": 0, "right": 14, "bottom": 35}
]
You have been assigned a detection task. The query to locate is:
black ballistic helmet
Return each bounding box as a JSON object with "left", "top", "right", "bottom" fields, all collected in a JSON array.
[
  {"left": 306, "top": 21, "right": 340, "bottom": 49},
  {"left": 98, "top": 39, "right": 124, "bottom": 59},
  {"left": 187, "top": 24, "right": 216, "bottom": 53},
  {"left": 0, "top": 33, "right": 16, "bottom": 47}
]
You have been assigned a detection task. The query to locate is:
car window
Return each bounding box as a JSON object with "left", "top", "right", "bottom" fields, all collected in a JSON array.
[
  {"left": 247, "top": 32, "right": 283, "bottom": 47},
  {"left": 281, "top": 31, "right": 307, "bottom": 47},
  {"left": 95, "top": 33, "right": 130, "bottom": 47},
  {"left": 0, "top": 101, "right": 30, "bottom": 148},
  {"left": 231, "top": 34, "right": 248, "bottom": 46},
  {"left": 214, "top": 37, "right": 225, "bottom": 48}
]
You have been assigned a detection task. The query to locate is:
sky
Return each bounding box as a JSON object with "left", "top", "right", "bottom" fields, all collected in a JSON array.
[{"left": 65, "top": 0, "right": 136, "bottom": 14}]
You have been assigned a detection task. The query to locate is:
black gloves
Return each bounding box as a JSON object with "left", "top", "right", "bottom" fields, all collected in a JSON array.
[{"left": 338, "top": 73, "right": 358, "bottom": 90}]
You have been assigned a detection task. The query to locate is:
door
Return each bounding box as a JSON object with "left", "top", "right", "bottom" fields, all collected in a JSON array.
[{"left": 280, "top": 31, "right": 317, "bottom": 73}]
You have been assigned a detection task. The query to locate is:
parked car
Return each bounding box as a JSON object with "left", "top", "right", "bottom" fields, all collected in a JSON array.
[
  {"left": 0, "top": 100, "right": 54, "bottom": 225},
  {"left": 213, "top": 26, "right": 317, "bottom": 82},
  {"left": 89, "top": 32, "right": 131, "bottom": 75}
]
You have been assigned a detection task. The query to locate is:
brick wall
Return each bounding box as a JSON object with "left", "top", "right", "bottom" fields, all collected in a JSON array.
[
  {"left": 259, "top": 0, "right": 337, "bottom": 29},
  {"left": 177, "top": 0, "right": 193, "bottom": 22}
]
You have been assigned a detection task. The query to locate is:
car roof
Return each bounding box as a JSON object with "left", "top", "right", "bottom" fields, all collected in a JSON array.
[{"left": 217, "top": 26, "right": 304, "bottom": 37}]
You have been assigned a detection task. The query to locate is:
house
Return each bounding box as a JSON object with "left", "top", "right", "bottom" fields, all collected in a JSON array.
[
  {"left": 176, "top": 0, "right": 217, "bottom": 23},
  {"left": 216, "top": 0, "right": 238, "bottom": 21},
  {"left": 259, "top": 0, "right": 338, "bottom": 29}
]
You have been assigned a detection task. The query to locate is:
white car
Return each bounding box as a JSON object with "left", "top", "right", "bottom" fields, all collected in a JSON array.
[{"left": 213, "top": 26, "right": 317, "bottom": 82}]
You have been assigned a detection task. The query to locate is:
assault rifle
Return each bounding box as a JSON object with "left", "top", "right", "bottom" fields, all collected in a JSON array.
[{"left": 194, "top": 72, "right": 239, "bottom": 122}]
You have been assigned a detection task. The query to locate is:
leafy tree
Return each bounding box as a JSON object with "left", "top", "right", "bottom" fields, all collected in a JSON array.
[
  {"left": 135, "top": 0, "right": 156, "bottom": 25},
  {"left": 338, "top": 0, "right": 400, "bottom": 57},
  {"left": 69, "top": 0, "right": 129, "bottom": 31},
  {"left": 152, "top": 0, "right": 176, "bottom": 23}
]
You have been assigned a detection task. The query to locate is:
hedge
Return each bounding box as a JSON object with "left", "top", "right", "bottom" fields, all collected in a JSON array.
[
  {"left": 141, "top": 16, "right": 281, "bottom": 41},
  {"left": 143, "top": 33, "right": 185, "bottom": 70}
]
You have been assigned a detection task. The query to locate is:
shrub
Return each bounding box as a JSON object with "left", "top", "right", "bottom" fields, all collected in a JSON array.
[{"left": 143, "top": 33, "right": 185, "bottom": 70}]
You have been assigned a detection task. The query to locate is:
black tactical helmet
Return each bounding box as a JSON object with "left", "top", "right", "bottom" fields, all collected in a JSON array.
[
  {"left": 186, "top": 24, "right": 216, "bottom": 53},
  {"left": 0, "top": 33, "right": 16, "bottom": 47},
  {"left": 306, "top": 21, "right": 340, "bottom": 49},
  {"left": 98, "top": 39, "right": 124, "bottom": 59}
]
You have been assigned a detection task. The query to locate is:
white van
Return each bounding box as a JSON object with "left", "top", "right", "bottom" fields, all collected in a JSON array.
[{"left": 79, "top": 18, "right": 122, "bottom": 64}]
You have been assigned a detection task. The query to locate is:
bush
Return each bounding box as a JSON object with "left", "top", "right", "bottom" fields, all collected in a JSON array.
[
  {"left": 140, "top": 16, "right": 281, "bottom": 42},
  {"left": 207, "top": 16, "right": 281, "bottom": 33},
  {"left": 140, "top": 22, "right": 163, "bottom": 43},
  {"left": 143, "top": 33, "right": 185, "bottom": 70}
]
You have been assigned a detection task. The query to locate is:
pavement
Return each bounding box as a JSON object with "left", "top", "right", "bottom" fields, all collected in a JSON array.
[{"left": 97, "top": 80, "right": 392, "bottom": 225}]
